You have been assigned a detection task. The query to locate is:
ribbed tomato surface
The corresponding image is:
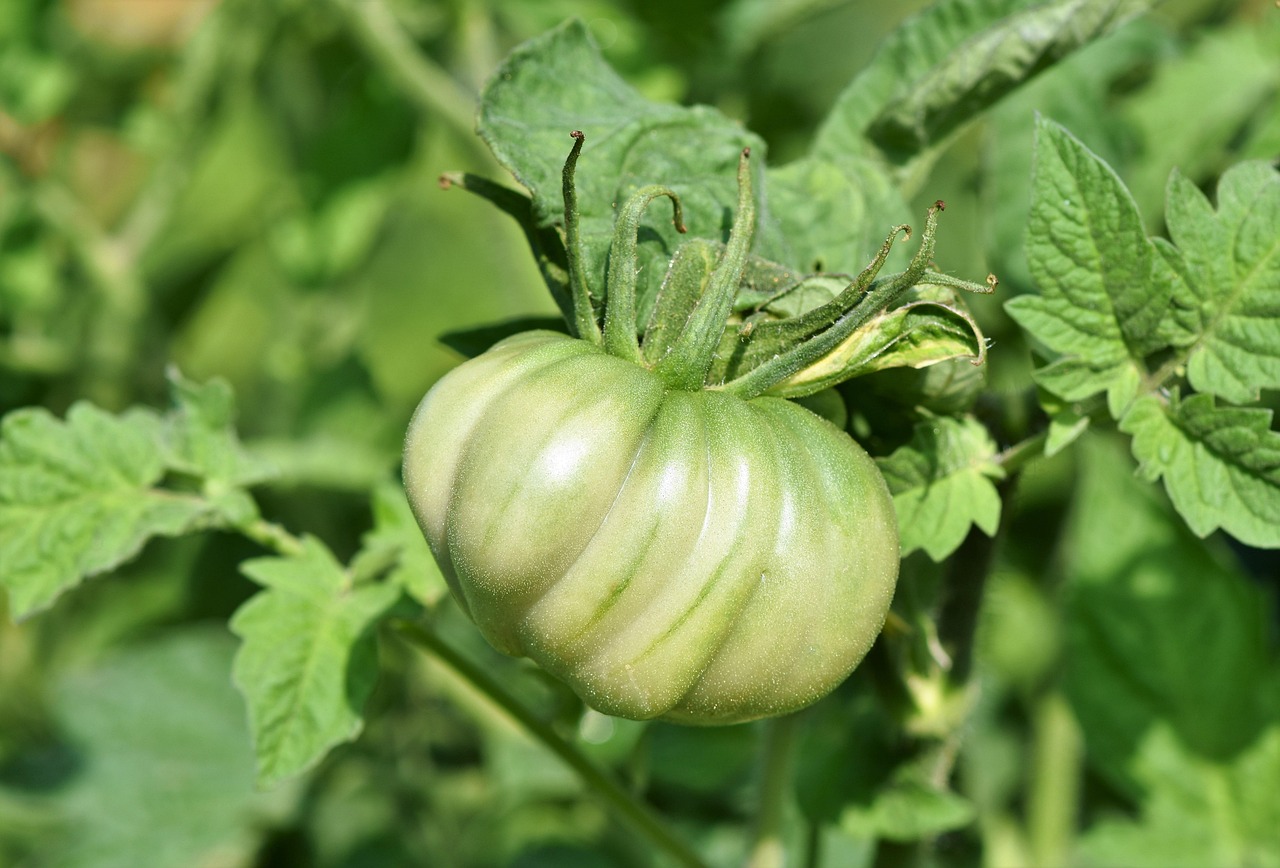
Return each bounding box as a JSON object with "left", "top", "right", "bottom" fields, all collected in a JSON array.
[{"left": 404, "top": 330, "right": 898, "bottom": 724}]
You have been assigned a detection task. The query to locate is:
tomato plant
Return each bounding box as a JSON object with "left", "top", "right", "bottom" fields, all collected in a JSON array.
[
  {"left": 405, "top": 130, "right": 994, "bottom": 722},
  {"left": 1, "top": 1, "right": 1278, "bottom": 867},
  {"left": 408, "top": 324, "right": 900, "bottom": 723}
]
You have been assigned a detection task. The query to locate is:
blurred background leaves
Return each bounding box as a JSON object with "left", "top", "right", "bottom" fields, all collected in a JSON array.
[{"left": 1, "top": 0, "right": 1277, "bottom": 866}]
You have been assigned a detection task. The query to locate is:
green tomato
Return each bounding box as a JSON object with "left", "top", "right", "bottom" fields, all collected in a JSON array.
[{"left": 403, "top": 329, "right": 899, "bottom": 725}]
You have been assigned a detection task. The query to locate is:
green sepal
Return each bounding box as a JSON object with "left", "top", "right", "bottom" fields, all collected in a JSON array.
[
  {"left": 651, "top": 149, "right": 758, "bottom": 391},
  {"left": 602, "top": 185, "right": 686, "bottom": 362},
  {"left": 758, "top": 283, "right": 987, "bottom": 399},
  {"left": 719, "top": 204, "right": 993, "bottom": 399},
  {"left": 641, "top": 239, "right": 810, "bottom": 366}
]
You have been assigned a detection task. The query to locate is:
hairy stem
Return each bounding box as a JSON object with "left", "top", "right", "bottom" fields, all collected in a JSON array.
[
  {"left": 994, "top": 430, "right": 1049, "bottom": 473},
  {"left": 746, "top": 713, "right": 800, "bottom": 868},
  {"left": 236, "top": 517, "right": 306, "bottom": 559},
  {"left": 395, "top": 621, "right": 708, "bottom": 868}
]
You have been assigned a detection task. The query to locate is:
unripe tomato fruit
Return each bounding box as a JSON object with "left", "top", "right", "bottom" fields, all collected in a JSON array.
[{"left": 403, "top": 329, "right": 899, "bottom": 725}]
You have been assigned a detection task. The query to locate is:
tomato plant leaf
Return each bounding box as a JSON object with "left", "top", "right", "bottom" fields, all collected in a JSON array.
[
  {"left": 982, "top": 24, "right": 1164, "bottom": 293},
  {"left": 0, "top": 403, "right": 212, "bottom": 619},
  {"left": 1119, "top": 393, "right": 1280, "bottom": 548},
  {"left": 762, "top": 153, "right": 913, "bottom": 284},
  {"left": 1005, "top": 118, "right": 1161, "bottom": 406},
  {"left": 1077, "top": 724, "right": 1280, "bottom": 868},
  {"left": 816, "top": 0, "right": 1152, "bottom": 167},
  {"left": 839, "top": 755, "right": 976, "bottom": 841},
  {"left": 48, "top": 628, "right": 291, "bottom": 868},
  {"left": 1161, "top": 162, "right": 1280, "bottom": 405},
  {"left": 1064, "top": 436, "right": 1276, "bottom": 799},
  {"left": 352, "top": 481, "right": 447, "bottom": 607},
  {"left": 474, "top": 19, "right": 922, "bottom": 326},
  {"left": 231, "top": 537, "right": 400, "bottom": 788},
  {"left": 877, "top": 415, "right": 1005, "bottom": 561},
  {"left": 476, "top": 19, "right": 766, "bottom": 317},
  {"left": 1045, "top": 407, "right": 1090, "bottom": 457},
  {"left": 163, "top": 367, "right": 274, "bottom": 488}
]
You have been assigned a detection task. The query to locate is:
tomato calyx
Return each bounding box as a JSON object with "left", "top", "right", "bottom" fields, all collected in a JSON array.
[{"left": 443, "top": 131, "right": 994, "bottom": 395}]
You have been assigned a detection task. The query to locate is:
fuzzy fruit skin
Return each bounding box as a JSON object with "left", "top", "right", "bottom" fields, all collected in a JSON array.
[{"left": 403, "top": 330, "right": 899, "bottom": 725}]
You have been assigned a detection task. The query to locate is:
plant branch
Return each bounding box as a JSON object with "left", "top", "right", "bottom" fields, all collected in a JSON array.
[
  {"left": 394, "top": 620, "right": 708, "bottom": 868},
  {"left": 993, "top": 430, "right": 1048, "bottom": 473},
  {"left": 115, "top": 0, "right": 245, "bottom": 261},
  {"left": 235, "top": 516, "right": 306, "bottom": 559},
  {"left": 746, "top": 713, "right": 800, "bottom": 868},
  {"left": 1027, "top": 691, "right": 1082, "bottom": 868},
  {"left": 937, "top": 475, "right": 1019, "bottom": 684},
  {"left": 332, "top": 0, "right": 488, "bottom": 161}
]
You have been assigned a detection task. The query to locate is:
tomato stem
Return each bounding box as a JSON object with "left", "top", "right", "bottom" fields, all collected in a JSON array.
[
  {"left": 603, "top": 185, "right": 686, "bottom": 362},
  {"left": 746, "top": 713, "right": 801, "bottom": 868},
  {"left": 563, "top": 131, "right": 604, "bottom": 344},
  {"left": 652, "top": 148, "right": 757, "bottom": 391},
  {"left": 394, "top": 619, "right": 709, "bottom": 868}
]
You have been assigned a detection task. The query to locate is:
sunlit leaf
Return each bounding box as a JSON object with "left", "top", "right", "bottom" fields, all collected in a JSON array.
[
  {"left": 0, "top": 404, "right": 210, "bottom": 618},
  {"left": 231, "top": 537, "right": 400, "bottom": 787}
]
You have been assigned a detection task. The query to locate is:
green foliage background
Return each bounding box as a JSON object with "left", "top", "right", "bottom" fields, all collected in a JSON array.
[{"left": 1, "top": 0, "right": 1278, "bottom": 866}]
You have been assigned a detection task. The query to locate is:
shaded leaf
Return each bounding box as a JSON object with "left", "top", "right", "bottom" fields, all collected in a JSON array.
[
  {"left": 817, "top": 0, "right": 1152, "bottom": 165},
  {"left": 1064, "top": 436, "right": 1276, "bottom": 799},
  {"left": 49, "top": 628, "right": 292, "bottom": 868},
  {"left": 877, "top": 415, "right": 1004, "bottom": 561},
  {"left": 1119, "top": 21, "right": 1280, "bottom": 222},
  {"left": 1077, "top": 724, "right": 1280, "bottom": 868}
]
